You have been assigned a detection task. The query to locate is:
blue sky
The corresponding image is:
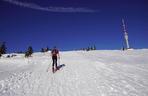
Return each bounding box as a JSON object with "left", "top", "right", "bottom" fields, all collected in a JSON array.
[{"left": 0, "top": 0, "right": 148, "bottom": 52}]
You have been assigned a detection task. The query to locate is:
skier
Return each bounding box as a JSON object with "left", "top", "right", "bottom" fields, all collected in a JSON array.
[{"left": 51, "top": 46, "right": 60, "bottom": 72}]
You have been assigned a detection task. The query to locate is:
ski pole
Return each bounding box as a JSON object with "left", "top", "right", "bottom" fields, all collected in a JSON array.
[{"left": 58, "top": 56, "right": 61, "bottom": 66}]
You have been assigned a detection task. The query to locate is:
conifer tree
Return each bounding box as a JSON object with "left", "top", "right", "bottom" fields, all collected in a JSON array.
[
  {"left": 0, "top": 47, "right": 2, "bottom": 55},
  {"left": 0, "top": 42, "right": 7, "bottom": 54},
  {"left": 28, "top": 46, "right": 33, "bottom": 55},
  {"left": 87, "top": 47, "right": 90, "bottom": 51},
  {"left": 25, "top": 46, "right": 33, "bottom": 57},
  {"left": 90, "top": 46, "right": 93, "bottom": 50},
  {"left": 93, "top": 45, "right": 96, "bottom": 50},
  {"left": 0, "top": 53, "right": 1, "bottom": 58},
  {"left": 41, "top": 48, "right": 44, "bottom": 52},
  {"left": 46, "top": 46, "right": 49, "bottom": 52}
]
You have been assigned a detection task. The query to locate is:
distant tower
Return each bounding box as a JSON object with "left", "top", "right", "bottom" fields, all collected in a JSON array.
[{"left": 122, "top": 19, "right": 130, "bottom": 49}]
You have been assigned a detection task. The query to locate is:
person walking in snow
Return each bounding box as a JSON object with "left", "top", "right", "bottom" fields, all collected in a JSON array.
[{"left": 51, "top": 46, "right": 60, "bottom": 72}]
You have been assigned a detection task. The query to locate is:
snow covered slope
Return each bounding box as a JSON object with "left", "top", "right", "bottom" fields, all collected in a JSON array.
[{"left": 0, "top": 49, "right": 148, "bottom": 96}]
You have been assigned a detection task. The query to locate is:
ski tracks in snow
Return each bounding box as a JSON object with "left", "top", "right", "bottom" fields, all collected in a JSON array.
[
  {"left": 0, "top": 51, "right": 148, "bottom": 96},
  {"left": 0, "top": 54, "right": 52, "bottom": 96},
  {"left": 77, "top": 51, "right": 148, "bottom": 96}
]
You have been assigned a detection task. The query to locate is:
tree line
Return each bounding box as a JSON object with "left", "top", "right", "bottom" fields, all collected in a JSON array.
[
  {"left": 0, "top": 42, "right": 97, "bottom": 58},
  {"left": 75, "top": 45, "right": 96, "bottom": 51},
  {"left": 0, "top": 42, "right": 52, "bottom": 58}
]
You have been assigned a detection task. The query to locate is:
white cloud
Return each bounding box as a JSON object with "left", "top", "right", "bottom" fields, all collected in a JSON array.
[{"left": 2, "top": 0, "right": 96, "bottom": 13}]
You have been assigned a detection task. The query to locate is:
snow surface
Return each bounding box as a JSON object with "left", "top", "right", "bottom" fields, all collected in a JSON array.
[{"left": 0, "top": 49, "right": 148, "bottom": 96}]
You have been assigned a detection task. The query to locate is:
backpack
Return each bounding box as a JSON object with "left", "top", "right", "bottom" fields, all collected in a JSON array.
[{"left": 52, "top": 49, "right": 59, "bottom": 56}]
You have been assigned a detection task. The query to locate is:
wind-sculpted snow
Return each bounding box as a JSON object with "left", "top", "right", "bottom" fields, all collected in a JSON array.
[{"left": 0, "top": 50, "right": 148, "bottom": 96}]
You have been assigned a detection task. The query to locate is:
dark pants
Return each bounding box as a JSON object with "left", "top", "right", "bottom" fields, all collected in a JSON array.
[{"left": 52, "top": 56, "right": 58, "bottom": 68}]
